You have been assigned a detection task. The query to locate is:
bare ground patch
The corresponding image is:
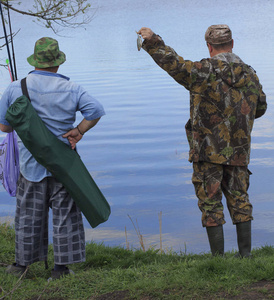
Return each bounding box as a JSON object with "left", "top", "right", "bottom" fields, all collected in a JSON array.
[
  {"left": 92, "top": 281, "right": 274, "bottom": 299},
  {"left": 216, "top": 280, "right": 274, "bottom": 299}
]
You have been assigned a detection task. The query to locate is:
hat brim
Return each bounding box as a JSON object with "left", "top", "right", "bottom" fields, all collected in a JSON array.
[{"left": 27, "top": 51, "right": 66, "bottom": 68}]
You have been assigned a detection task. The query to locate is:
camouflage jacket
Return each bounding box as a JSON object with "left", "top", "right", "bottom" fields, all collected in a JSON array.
[{"left": 143, "top": 34, "right": 267, "bottom": 166}]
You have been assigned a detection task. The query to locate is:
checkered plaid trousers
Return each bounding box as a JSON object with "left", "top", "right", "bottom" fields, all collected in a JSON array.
[{"left": 15, "top": 174, "right": 85, "bottom": 266}]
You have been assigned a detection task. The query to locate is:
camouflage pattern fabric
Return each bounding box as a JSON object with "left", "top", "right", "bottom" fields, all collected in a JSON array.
[
  {"left": 27, "top": 37, "right": 66, "bottom": 68},
  {"left": 192, "top": 161, "right": 253, "bottom": 227},
  {"left": 143, "top": 34, "right": 267, "bottom": 166},
  {"left": 205, "top": 24, "right": 232, "bottom": 45}
]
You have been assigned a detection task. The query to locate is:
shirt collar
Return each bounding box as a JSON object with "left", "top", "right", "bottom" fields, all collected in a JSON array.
[{"left": 28, "top": 70, "right": 70, "bottom": 81}]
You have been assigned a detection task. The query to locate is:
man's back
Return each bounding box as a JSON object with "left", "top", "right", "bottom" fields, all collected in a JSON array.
[
  {"left": 142, "top": 36, "right": 266, "bottom": 165},
  {"left": 186, "top": 52, "right": 266, "bottom": 165},
  {"left": 0, "top": 70, "right": 105, "bottom": 181}
]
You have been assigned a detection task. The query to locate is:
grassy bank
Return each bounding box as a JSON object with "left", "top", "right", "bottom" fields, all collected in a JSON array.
[{"left": 1, "top": 223, "right": 274, "bottom": 299}]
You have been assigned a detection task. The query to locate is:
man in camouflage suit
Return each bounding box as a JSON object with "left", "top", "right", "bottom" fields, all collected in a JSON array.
[
  {"left": 137, "top": 25, "right": 267, "bottom": 257},
  {"left": 0, "top": 37, "right": 105, "bottom": 278}
]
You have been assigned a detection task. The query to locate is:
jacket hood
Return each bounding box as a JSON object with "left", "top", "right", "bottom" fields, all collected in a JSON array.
[{"left": 211, "top": 53, "right": 252, "bottom": 88}]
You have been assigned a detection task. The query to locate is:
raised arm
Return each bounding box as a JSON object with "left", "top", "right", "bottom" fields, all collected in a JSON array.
[{"left": 137, "top": 27, "right": 196, "bottom": 90}]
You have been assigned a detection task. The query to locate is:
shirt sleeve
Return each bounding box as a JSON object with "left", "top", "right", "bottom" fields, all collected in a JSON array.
[
  {"left": 0, "top": 85, "right": 12, "bottom": 126},
  {"left": 142, "top": 34, "right": 196, "bottom": 90},
  {"left": 77, "top": 86, "right": 106, "bottom": 120},
  {"left": 255, "top": 85, "right": 267, "bottom": 119}
]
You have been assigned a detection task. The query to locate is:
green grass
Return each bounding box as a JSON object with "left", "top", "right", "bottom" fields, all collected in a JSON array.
[{"left": 1, "top": 223, "right": 274, "bottom": 299}]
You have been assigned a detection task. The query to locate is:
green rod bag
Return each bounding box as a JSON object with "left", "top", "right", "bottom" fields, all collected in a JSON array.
[{"left": 5, "top": 79, "right": 111, "bottom": 228}]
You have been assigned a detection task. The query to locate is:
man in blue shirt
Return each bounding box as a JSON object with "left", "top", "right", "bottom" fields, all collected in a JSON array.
[{"left": 0, "top": 37, "right": 105, "bottom": 279}]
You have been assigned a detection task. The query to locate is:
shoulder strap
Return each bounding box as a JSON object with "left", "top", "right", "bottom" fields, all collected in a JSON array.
[{"left": 21, "top": 77, "right": 30, "bottom": 101}]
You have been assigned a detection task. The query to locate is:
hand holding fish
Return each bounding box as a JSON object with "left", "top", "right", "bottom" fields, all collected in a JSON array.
[{"left": 137, "top": 27, "right": 154, "bottom": 40}]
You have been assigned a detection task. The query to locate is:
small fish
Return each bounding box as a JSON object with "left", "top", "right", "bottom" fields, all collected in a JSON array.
[{"left": 136, "top": 31, "right": 142, "bottom": 51}]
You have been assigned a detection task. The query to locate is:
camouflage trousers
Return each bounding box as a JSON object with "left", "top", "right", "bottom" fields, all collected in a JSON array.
[{"left": 192, "top": 162, "right": 253, "bottom": 227}]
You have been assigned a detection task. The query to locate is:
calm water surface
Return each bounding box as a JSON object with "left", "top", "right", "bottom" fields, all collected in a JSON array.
[{"left": 0, "top": 0, "right": 274, "bottom": 254}]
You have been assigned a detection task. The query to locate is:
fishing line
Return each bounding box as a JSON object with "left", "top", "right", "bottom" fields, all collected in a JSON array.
[
  {"left": 0, "top": 1, "right": 15, "bottom": 81},
  {"left": 7, "top": 0, "right": 17, "bottom": 80}
]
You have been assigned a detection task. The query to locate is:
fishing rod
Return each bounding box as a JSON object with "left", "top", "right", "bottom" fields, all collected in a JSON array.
[
  {"left": 0, "top": 0, "right": 15, "bottom": 81},
  {"left": 6, "top": 0, "right": 17, "bottom": 80}
]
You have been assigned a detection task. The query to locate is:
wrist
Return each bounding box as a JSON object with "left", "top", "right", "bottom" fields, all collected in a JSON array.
[
  {"left": 77, "top": 125, "right": 84, "bottom": 135},
  {"left": 143, "top": 33, "right": 163, "bottom": 49}
]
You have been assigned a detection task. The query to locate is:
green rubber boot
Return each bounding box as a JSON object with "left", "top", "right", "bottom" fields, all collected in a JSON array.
[
  {"left": 236, "top": 221, "right": 252, "bottom": 258},
  {"left": 206, "top": 225, "right": 224, "bottom": 256}
]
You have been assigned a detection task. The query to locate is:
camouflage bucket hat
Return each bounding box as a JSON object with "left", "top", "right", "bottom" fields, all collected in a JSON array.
[
  {"left": 27, "top": 37, "right": 66, "bottom": 68},
  {"left": 205, "top": 25, "right": 232, "bottom": 45}
]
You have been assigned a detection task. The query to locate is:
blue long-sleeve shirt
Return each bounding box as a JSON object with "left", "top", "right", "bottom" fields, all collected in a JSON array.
[{"left": 0, "top": 70, "right": 105, "bottom": 181}]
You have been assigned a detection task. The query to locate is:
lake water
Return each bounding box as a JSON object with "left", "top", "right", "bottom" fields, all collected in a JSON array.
[{"left": 0, "top": 0, "right": 274, "bottom": 254}]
